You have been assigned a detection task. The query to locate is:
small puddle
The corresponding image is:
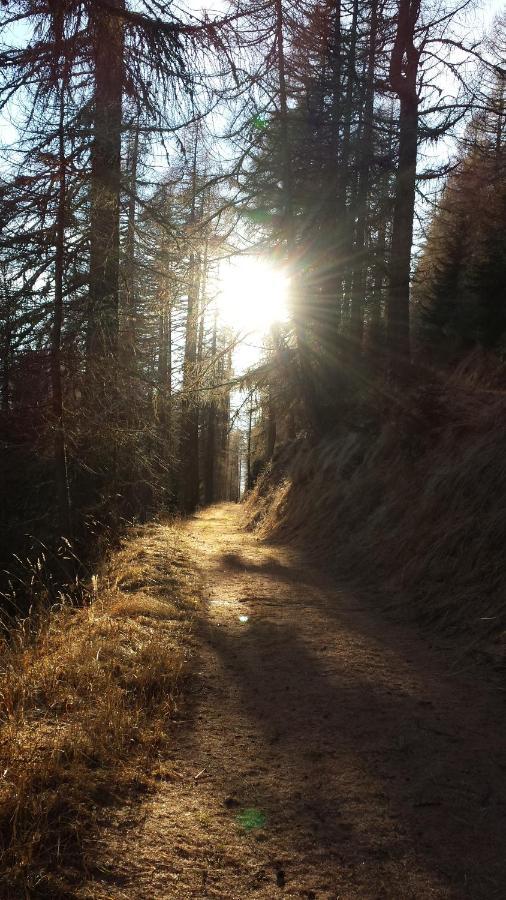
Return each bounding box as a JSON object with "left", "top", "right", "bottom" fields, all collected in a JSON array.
[{"left": 238, "top": 615, "right": 249, "bottom": 623}]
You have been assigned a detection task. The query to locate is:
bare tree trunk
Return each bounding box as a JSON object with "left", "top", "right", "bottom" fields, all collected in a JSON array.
[
  {"left": 87, "top": 0, "right": 124, "bottom": 376},
  {"left": 179, "top": 135, "right": 201, "bottom": 513},
  {"left": 350, "top": 0, "right": 378, "bottom": 348},
  {"left": 325, "top": 0, "right": 343, "bottom": 350},
  {"left": 387, "top": 0, "right": 421, "bottom": 379},
  {"left": 388, "top": 98, "right": 417, "bottom": 376},
  {"left": 123, "top": 121, "right": 139, "bottom": 365},
  {"left": 167, "top": 302, "right": 172, "bottom": 434},
  {"left": 329, "top": 0, "right": 342, "bottom": 182},
  {"left": 339, "top": 0, "right": 358, "bottom": 202},
  {"left": 204, "top": 311, "right": 217, "bottom": 505},
  {"left": 179, "top": 264, "right": 200, "bottom": 512},
  {"left": 369, "top": 210, "right": 387, "bottom": 365},
  {"left": 246, "top": 398, "right": 253, "bottom": 491},
  {"left": 275, "top": 0, "right": 321, "bottom": 431},
  {"left": 338, "top": 0, "right": 359, "bottom": 332},
  {"left": 157, "top": 301, "right": 168, "bottom": 421},
  {"left": 1, "top": 267, "right": 12, "bottom": 413},
  {"left": 266, "top": 387, "right": 277, "bottom": 459},
  {"left": 50, "top": 46, "right": 71, "bottom": 535},
  {"left": 494, "top": 82, "right": 504, "bottom": 159},
  {"left": 1, "top": 328, "right": 10, "bottom": 412},
  {"left": 217, "top": 349, "right": 232, "bottom": 500}
]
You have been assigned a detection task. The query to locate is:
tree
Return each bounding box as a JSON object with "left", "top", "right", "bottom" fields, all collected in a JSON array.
[{"left": 386, "top": 0, "right": 421, "bottom": 377}]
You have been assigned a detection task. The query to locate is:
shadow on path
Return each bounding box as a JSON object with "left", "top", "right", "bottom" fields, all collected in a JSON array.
[{"left": 196, "top": 539, "right": 506, "bottom": 899}]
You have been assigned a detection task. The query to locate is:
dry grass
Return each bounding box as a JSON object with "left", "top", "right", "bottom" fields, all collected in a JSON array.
[
  {"left": 246, "top": 363, "right": 506, "bottom": 666},
  {"left": 0, "top": 521, "right": 201, "bottom": 897}
]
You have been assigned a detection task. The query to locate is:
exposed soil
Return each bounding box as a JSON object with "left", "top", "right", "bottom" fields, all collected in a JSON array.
[{"left": 83, "top": 503, "right": 506, "bottom": 899}]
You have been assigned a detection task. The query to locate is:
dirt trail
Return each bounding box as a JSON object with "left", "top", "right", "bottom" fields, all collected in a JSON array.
[{"left": 87, "top": 503, "right": 506, "bottom": 900}]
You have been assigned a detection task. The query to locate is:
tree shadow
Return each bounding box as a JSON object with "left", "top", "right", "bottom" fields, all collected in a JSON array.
[
  {"left": 195, "top": 553, "right": 506, "bottom": 900},
  {"left": 219, "top": 551, "right": 303, "bottom": 585}
]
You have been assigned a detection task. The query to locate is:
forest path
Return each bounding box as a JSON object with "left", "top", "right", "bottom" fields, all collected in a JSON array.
[{"left": 88, "top": 503, "right": 506, "bottom": 900}]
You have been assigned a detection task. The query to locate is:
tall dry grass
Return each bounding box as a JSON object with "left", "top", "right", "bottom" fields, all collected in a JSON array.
[
  {"left": 0, "top": 522, "right": 201, "bottom": 897},
  {"left": 246, "top": 360, "right": 506, "bottom": 664}
]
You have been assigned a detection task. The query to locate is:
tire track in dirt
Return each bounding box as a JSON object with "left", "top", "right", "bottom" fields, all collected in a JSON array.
[{"left": 85, "top": 503, "right": 506, "bottom": 900}]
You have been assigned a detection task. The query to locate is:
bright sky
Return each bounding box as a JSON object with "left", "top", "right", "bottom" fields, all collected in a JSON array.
[
  {"left": 481, "top": 0, "right": 505, "bottom": 25},
  {"left": 215, "top": 257, "right": 290, "bottom": 373}
]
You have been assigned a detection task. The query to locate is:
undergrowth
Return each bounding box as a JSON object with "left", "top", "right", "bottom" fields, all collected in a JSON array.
[
  {"left": 0, "top": 522, "right": 201, "bottom": 897},
  {"left": 246, "top": 357, "right": 506, "bottom": 666}
]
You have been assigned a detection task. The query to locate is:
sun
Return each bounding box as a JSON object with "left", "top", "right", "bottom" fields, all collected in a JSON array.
[{"left": 217, "top": 257, "right": 289, "bottom": 334}]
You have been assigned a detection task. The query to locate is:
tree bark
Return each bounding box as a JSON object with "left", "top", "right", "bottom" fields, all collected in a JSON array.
[
  {"left": 1, "top": 267, "right": 12, "bottom": 413},
  {"left": 350, "top": 0, "right": 378, "bottom": 348},
  {"left": 50, "top": 35, "right": 71, "bottom": 536},
  {"left": 204, "top": 311, "right": 217, "bottom": 505},
  {"left": 123, "top": 121, "right": 139, "bottom": 365},
  {"left": 266, "top": 388, "right": 277, "bottom": 459},
  {"left": 387, "top": 95, "right": 417, "bottom": 375},
  {"left": 246, "top": 399, "right": 253, "bottom": 491},
  {"left": 87, "top": 0, "right": 124, "bottom": 374},
  {"left": 275, "top": 0, "right": 321, "bottom": 431},
  {"left": 387, "top": 0, "right": 421, "bottom": 379},
  {"left": 179, "top": 134, "right": 201, "bottom": 513}
]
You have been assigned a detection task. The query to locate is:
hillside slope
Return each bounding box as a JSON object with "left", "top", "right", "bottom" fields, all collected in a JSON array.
[{"left": 246, "top": 370, "right": 506, "bottom": 667}]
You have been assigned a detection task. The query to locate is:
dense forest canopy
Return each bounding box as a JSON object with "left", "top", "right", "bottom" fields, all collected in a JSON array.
[{"left": 0, "top": 0, "right": 504, "bottom": 614}]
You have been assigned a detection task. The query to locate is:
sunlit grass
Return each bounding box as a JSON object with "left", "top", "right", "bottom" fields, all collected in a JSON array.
[{"left": 0, "top": 522, "right": 201, "bottom": 895}]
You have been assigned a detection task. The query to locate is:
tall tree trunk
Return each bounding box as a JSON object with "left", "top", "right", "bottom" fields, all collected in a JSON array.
[
  {"left": 329, "top": 0, "right": 342, "bottom": 179},
  {"left": 369, "top": 208, "right": 387, "bottom": 366},
  {"left": 387, "top": 0, "right": 421, "bottom": 379},
  {"left": 123, "top": 121, "right": 139, "bottom": 365},
  {"left": 167, "top": 302, "right": 172, "bottom": 428},
  {"left": 87, "top": 0, "right": 124, "bottom": 377},
  {"left": 1, "top": 268, "right": 12, "bottom": 413},
  {"left": 50, "top": 31, "right": 71, "bottom": 536},
  {"left": 1, "top": 327, "right": 10, "bottom": 413},
  {"left": 338, "top": 0, "right": 359, "bottom": 333},
  {"left": 179, "top": 135, "right": 201, "bottom": 513},
  {"left": 179, "top": 262, "right": 201, "bottom": 512},
  {"left": 324, "top": 0, "right": 343, "bottom": 353},
  {"left": 217, "top": 349, "right": 232, "bottom": 500},
  {"left": 350, "top": 0, "right": 378, "bottom": 348},
  {"left": 275, "top": 0, "right": 321, "bottom": 431},
  {"left": 157, "top": 301, "right": 168, "bottom": 421},
  {"left": 246, "top": 398, "right": 253, "bottom": 491},
  {"left": 339, "top": 0, "right": 358, "bottom": 205},
  {"left": 266, "top": 387, "right": 277, "bottom": 459},
  {"left": 494, "top": 81, "right": 504, "bottom": 160},
  {"left": 204, "top": 311, "right": 217, "bottom": 505}
]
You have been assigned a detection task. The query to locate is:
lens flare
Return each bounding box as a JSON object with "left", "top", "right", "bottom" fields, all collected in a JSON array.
[{"left": 217, "top": 257, "right": 289, "bottom": 334}]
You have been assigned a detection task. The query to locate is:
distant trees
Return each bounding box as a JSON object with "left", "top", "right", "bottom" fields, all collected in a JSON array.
[{"left": 415, "top": 21, "right": 506, "bottom": 358}]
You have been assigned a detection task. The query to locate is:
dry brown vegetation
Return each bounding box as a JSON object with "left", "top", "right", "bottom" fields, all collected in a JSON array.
[
  {"left": 0, "top": 522, "right": 201, "bottom": 898},
  {"left": 246, "top": 358, "right": 506, "bottom": 668}
]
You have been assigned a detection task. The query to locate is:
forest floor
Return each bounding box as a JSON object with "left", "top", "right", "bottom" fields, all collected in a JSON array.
[{"left": 82, "top": 503, "right": 506, "bottom": 900}]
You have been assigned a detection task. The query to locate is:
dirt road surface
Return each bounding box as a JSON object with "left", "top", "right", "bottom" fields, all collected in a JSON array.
[{"left": 86, "top": 503, "right": 506, "bottom": 899}]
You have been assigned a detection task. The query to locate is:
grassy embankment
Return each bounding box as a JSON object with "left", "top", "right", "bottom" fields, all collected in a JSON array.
[
  {"left": 0, "top": 521, "right": 201, "bottom": 897},
  {"left": 247, "top": 360, "right": 506, "bottom": 667}
]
